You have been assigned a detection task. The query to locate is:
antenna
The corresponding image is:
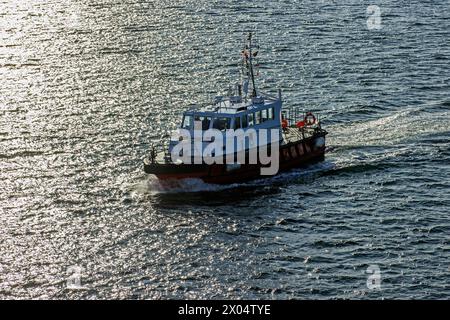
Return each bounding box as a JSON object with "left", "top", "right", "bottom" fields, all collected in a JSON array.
[{"left": 247, "top": 32, "right": 257, "bottom": 97}]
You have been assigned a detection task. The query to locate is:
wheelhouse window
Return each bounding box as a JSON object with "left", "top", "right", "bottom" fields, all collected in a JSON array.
[
  {"left": 261, "top": 109, "right": 268, "bottom": 122},
  {"left": 213, "top": 117, "right": 231, "bottom": 131},
  {"left": 241, "top": 115, "right": 248, "bottom": 128},
  {"left": 194, "top": 116, "right": 211, "bottom": 130},
  {"left": 233, "top": 117, "right": 241, "bottom": 130},
  {"left": 268, "top": 107, "right": 275, "bottom": 120},
  {"left": 255, "top": 110, "right": 262, "bottom": 124},
  {"left": 247, "top": 113, "right": 254, "bottom": 126},
  {"left": 182, "top": 115, "right": 193, "bottom": 129}
]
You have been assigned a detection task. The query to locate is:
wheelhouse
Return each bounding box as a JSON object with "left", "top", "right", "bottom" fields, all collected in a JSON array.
[{"left": 180, "top": 94, "right": 282, "bottom": 133}]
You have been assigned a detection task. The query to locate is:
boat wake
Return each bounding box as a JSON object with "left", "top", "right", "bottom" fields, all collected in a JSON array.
[
  {"left": 132, "top": 161, "right": 336, "bottom": 196},
  {"left": 328, "top": 105, "right": 449, "bottom": 148},
  {"left": 323, "top": 104, "right": 450, "bottom": 175}
]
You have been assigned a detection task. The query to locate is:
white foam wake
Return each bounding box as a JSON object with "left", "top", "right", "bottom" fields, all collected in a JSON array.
[{"left": 129, "top": 161, "right": 336, "bottom": 195}]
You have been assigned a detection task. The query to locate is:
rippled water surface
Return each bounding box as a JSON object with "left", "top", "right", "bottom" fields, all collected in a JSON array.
[{"left": 1, "top": 0, "right": 449, "bottom": 299}]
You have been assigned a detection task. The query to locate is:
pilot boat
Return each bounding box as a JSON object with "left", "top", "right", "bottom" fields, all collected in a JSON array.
[{"left": 144, "top": 33, "right": 327, "bottom": 184}]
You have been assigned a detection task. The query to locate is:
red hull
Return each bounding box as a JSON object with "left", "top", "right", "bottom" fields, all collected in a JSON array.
[{"left": 144, "top": 134, "right": 326, "bottom": 185}]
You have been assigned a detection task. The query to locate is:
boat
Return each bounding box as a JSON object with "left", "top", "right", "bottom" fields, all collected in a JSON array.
[{"left": 144, "top": 33, "right": 327, "bottom": 184}]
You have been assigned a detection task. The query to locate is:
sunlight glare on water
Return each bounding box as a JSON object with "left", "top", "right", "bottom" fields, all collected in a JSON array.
[{"left": 0, "top": 0, "right": 449, "bottom": 299}]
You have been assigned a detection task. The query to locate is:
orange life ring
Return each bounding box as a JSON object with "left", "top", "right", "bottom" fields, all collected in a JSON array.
[{"left": 304, "top": 112, "right": 316, "bottom": 125}]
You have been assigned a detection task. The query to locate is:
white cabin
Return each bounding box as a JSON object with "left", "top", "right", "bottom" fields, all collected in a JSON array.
[{"left": 168, "top": 90, "right": 283, "bottom": 158}]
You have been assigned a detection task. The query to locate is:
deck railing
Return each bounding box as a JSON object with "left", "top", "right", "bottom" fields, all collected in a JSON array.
[{"left": 282, "top": 106, "right": 321, "bottom": 127}]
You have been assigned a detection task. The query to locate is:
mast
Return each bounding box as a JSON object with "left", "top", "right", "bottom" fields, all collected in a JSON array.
[
  {"left": 247, "top": 33, "right": 257, "bottom": 97},
  {"left": 240, "top": 32, "right": 259, "bottom": 98}
]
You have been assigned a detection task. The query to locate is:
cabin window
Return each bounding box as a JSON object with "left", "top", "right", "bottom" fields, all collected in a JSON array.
[
  {"left": 261, "top": 109, "right": 268, "bottom": 122},
  {"left": 255, "top": 110, "right": 261, "bottom": 124},
  {"left": 213, "top": 117, "right": 231, "bottom": 131},
  {"left": 241, "top": 115, "right": 248, "bottom": 128},
  {"left": 194, "top": 116, "right": 211, "bottom": 130},
  {"left": 194, "top": 116, "right": 210, "bottom": 130},
  {"left": 182, "top": 115, "right": 193, "bottom": 129},
  {"left": 269, "top": 107, "right": 275, "bottom": 120},
  {"left": 247, "top": 113, "right": 254, "bottom": 126},
  {"left": 233, "top": 117, "right": 241, "bottom": 130}
]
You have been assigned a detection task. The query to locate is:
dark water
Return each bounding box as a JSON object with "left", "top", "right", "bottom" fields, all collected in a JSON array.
[{"left": 1, "top": 0, "right": 449, "bottom": 299}]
